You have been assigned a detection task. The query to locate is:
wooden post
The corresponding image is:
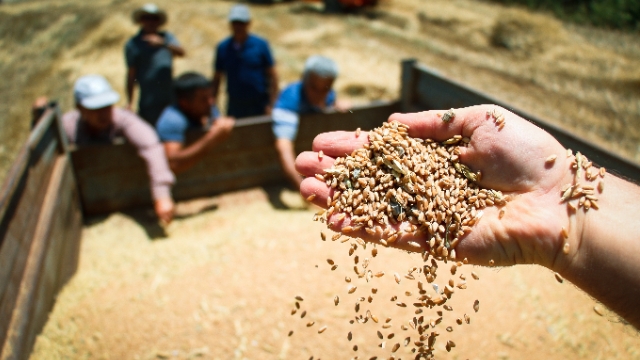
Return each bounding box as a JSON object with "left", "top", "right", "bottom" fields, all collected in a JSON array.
[{"left": 400, "top": 59, "right": 417, "bottom": 113}]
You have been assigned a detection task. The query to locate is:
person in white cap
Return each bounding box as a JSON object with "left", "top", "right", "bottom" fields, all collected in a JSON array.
[
  {"left": 126, "top": 3, "right": 185, "bottom": 125},
  {"left": 212, "top": 4, "right": 278, "bottom": 119},
  {"left": 271, "top": 55, "right": 349, "bottom": 190},
  {"left": 38, "top": 75, "right": 177, "bottom": 224}
]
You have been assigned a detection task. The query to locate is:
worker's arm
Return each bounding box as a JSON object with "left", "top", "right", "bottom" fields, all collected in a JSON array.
[
  {"left": 561, "top": 174, "right": 640, "bottom": 328},
  {"left": 119, "top": 109, "right": 176, "bottom": 224},
  {"left": 272, "top": 108, "right": 302, "bottom": 189},
  {"left": 266, "top": 66, "right": 279, "bottom": 115},
  {"left": 126, "top": 67, "right": 137, "bottom": 110},
  {"left": 142, "top": 33, "right": 185, "bottom": 57},
  {"left": 275, "top": 138, "right": 303, "bottom": 190},
  {"left": 163, "top": 116, "right": 235, "bottom": 174},
  {"left": 295, "top": 105, "right": 640, "bottom": 329},
  {"left": 165, "top": 42, "right": 185, "bottom": 57}
]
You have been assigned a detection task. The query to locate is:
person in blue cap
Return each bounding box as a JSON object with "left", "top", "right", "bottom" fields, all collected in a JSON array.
[
  {"left": 125, "top": 3, "right": 185, "bottom": 125},
  {"left": 272, "top": 55, "right": 348, "bottom": 190},
  {"left": 212, "top": 4, "right": 279, "bottom": 119}
]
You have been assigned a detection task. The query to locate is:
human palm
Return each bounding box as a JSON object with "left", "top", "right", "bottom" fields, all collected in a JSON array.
[{"left": 295, "top": 105, "right": 576, "bottom": 270}]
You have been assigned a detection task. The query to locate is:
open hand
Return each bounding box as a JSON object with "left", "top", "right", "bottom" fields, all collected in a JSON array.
[{"left": 295, "top": 105, "right": 579, "bottom": 271}]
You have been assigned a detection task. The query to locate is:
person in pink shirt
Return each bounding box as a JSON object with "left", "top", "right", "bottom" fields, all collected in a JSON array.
[{"left": 35, "top": 75, "right": 176, "bottom": 223}]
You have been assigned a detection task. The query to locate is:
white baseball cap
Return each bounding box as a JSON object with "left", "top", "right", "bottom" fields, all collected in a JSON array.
[
  {"left": 228, "top": 4, "right": 251, "bottom": 22},
  {"left": 73, "top": 75, "right": 120, "bottom": 109}
]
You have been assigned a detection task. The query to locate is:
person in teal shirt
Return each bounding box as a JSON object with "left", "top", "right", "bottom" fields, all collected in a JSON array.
[{"left": 125, "top": 3, "right": 185, "bottom": 125}]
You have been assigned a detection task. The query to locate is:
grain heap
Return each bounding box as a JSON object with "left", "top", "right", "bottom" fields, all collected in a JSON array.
[{"left": 316, "top": 120, "right": 508, "bottom": 260}]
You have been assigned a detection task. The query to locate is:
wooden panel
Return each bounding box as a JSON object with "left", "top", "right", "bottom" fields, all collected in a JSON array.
[
  {"left": 0, "top": 156, "right": 81, "bottom": 360},
  {"left": 406, "top": 61, "right": 640, "bottom": 181},
  {"left": 0, "top": 106, "right": 83, "bottom": 360},
  {"left": 72, "top": 101, "right": 400, "bottom": 215},
  {"left": 54, "top": 173, "right": 83, "bottom": 290},
  {"left": 30, "top": 158, "right": 82, "bottom": 358},
  {"left": 0, "top": 125, "right": 59, "bottom": 348}
]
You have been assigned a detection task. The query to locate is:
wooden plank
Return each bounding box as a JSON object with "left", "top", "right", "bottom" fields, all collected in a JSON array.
[
  {"left": 0, "top": 104, "right": 81, "bottom": 359},
  {"left": 0, "top": 117, "right": 58, "bottom": 352},
  {"left": 26, "top": 109, "right": 56, "bottom": 152},
  {"left": 24, "top": 158, "right": 81, "bottom": 359},
  {"left": 0, "top": 130, "right": 59, "bottom": 288},
  {"left": 409, "top": 62, "right": 640, "bottom": 181},
  {"left": 0, "top": 153, "right": 58, "bottom": 348},
  {"left": 54, "top": 169, "right": 82, "bottom": 290},
  {"left": 72, "top": 101, "right": 400, "bottom": 215},
  {"left": 0, "top": 156, "right": 69, "bottom": 360}
]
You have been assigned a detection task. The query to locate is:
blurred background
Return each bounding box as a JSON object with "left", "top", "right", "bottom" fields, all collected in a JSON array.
[
  {"left": 1, "top": 0, "right": 639, "bottom": 183},
  {"left": 1, "top": 1, "right": 640, "bottom": 359}
]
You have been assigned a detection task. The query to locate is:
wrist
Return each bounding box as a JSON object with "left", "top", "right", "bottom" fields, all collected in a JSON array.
[
  {"left": 557, "top": 174, "right": 640, "bottom": 326},
  {"left": 558, "top": 173, "right": 637, "bottom": 278},
  {"left": 547, "top": 162, "right": 593, "bottom": 274}
]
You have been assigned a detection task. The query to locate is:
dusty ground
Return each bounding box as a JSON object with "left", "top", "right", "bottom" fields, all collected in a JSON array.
[{"left": 31, "top": 188, "right": 640, "bottom": 359}]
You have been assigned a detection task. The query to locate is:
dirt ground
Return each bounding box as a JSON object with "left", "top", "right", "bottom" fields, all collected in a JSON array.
[{"left": 31, "top": 188, "right": 640, "bottom": 359}]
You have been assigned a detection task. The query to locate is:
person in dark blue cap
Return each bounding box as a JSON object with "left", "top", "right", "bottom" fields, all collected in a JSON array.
[{"left": 212, "top": 4, "right": 279, "bottom": 119}]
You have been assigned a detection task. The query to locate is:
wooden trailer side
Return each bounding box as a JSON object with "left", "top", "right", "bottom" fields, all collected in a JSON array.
[
  {"left": 399, "top": 59, "right": 640, "bottom": 181},
  {"left": 72, "top": 101, "right": 400, "bottom": 215},
  {"left": 0, "top": 109, "right": 83, "bottom": 360}
]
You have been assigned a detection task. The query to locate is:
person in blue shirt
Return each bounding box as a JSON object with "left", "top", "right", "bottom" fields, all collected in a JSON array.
[
  {"left": 156, "top": 72, "right": 235, "bottom": 174},
  {"left": 272, "top": 55, "right": 346, "bottom": 190},
  {"left": 212, "top": 4, "right": 279, "bottom": 119},
  {"left": 125, "top": 3, "right": 185, "bottom": 125}
]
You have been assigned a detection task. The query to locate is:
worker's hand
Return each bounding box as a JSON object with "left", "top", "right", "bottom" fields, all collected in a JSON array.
[
  {"left": 334, "top": 99, "right": 352, "bottom": 113},
  {"left": 264, "top": 104, "right": 273, "bottom": 116},
  {"left": 143, "top": 34, "right": 165, "bottom": 47},
  {"left": 31, "top": 96, "right": 50, "bottom": 125},
  {"left": 154, "top": 197, "right": 175, "bottom": 225},
  {"left": 295, "top": 105, "right": 580, "bottom": 272},
  {"left": 206, "top": 116, "right": 235, "bottom": 144},
  {"left": 211, "top": 116, "right": 235, "bottom": 133},
  {"left": 32, "top": 96, "right": 49, "bottom": 110}
]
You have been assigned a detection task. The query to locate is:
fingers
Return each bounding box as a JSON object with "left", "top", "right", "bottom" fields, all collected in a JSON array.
[
  {"left": 311, "top": 131, "right": 369, "bottom": 158},
  {"left": 388, "top": 106, "right": 491, "bottom": 141},
  {"left": 296, "top": 151, "right": 337, "bottom": 178},
  {"left": 300, "top": 177, "right": 332, "bottom": 208}
]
